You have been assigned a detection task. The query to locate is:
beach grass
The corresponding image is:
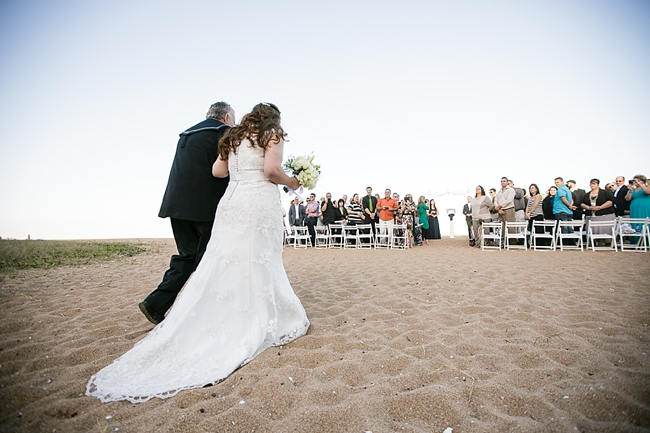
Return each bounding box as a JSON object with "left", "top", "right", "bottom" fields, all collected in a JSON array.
[{"left": 0, "top": 240, "right": 148, "bottom": 272}]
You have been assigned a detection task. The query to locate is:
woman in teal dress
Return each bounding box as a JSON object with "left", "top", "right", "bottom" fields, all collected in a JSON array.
[
  {"left": 417, "top": 196, "right": 430, "bottom": 246},
  {"left": 625, "top": 175, "right": 650, "bottom": 231}
]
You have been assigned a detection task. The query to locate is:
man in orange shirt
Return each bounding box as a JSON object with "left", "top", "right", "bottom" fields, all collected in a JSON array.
[{"left": 378, "top": 188, "right": 398, "bottom": 236}]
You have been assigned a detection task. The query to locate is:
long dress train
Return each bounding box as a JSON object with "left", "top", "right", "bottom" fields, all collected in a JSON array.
[{"left": 86, "top": 141, "right": 310, "bottom": 403}]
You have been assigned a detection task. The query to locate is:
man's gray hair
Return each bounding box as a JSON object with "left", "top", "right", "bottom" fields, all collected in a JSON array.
[{"left": 206, "top": 101, "right": 232, "bottom": 120}]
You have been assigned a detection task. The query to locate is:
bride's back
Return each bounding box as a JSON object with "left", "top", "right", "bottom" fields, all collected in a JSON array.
[{"left": 228, "top": 138, "right": 265, "bottom": 176}]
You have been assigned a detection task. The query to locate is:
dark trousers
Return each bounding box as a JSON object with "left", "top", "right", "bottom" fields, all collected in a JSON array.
[
  {"left": 305, "top": 217, "right": 317, "bottom": 247},
  {"left": 465, "top": 216, "right": 474, "bottom": 240},
  {"left": 365, "top": 216, "right": 377, "bottom": 234},
  {"left": 143, "top": 218, "right": 214, "bottom": 316}
]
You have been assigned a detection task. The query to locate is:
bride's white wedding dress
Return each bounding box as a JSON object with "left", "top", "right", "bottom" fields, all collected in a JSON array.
[{"left": 86, "top": 140, "right": 310, "bottom": 403}]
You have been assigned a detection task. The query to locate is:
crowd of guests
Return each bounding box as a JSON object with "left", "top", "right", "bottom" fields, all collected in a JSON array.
[
  {"left": 465, "top": 174, "right": 650, "bottom": 247},
  {"left": 286, "top": 174, "right": 650, "bottom": 249},
  {"left": 286, "top": 187, "right": 442, "bottom": 247}
]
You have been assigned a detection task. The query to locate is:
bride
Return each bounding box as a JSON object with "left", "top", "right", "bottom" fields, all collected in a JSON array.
[{"left": 87, "top": 103, "right": 309, "bottom": 403}]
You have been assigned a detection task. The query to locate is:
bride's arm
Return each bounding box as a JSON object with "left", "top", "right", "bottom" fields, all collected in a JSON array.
[
  {"left": 264, "top": 139, "right": 300, "bottom": 190},
  {"left": 212, "top": 155, "right": 228, "bottom": 178}
]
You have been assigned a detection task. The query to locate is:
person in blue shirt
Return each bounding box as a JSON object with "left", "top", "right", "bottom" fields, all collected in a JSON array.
[{"left": 553, "top": 177, "right": 578, "bottom": 236}]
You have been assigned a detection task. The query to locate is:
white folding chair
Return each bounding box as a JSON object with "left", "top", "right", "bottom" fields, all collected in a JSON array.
[
  {"left": 328, "top": 224, "right": 344, "bottom": 248},
  {"left": 314, "top": 226, "right": 329, "bottom": 248},
  {"left": 343, "top": 225, "right": 359, "bottom": 248},
  {"left": 617, "top": 217, "right": 648, "bottom": 252},
  {"left": 531, "top": 220, "right": 556, "bottom": 251},
  {"left": 284, "top": 227, "right": 296, "bottom": 247},
  {"left": 556, "top": 220, "right": 584, "bottom": 251},
  {"left": 374, "top": 224, "right": 391, "bottom": 249},
  {"left": 356, "top": 224, "right": 374, "bottom": 248},
  {"left": 293, "top": 226, "right": 311, "bottom": 248},
  {"left": 505, "top": 221, "right": 528, "bottom": 250},
  {"left": 586, "top": 219, "right": 617, "bottom": 252},
  {"left": 390, "top": 224, "right": 408, "bottom": 249},
  {"left": 481, "top": 222, "right": 502, "bottom": 250}
]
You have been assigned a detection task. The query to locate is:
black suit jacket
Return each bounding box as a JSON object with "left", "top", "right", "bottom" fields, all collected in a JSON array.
[
  {"left": 288, "top": 204, "right": 306, "bottom": 226},
  {"left": 614, "top": 185, "right": 629, "bottom": 217},
  {"left": 158, "top": 118, "right": 230, "bottom": 222},
  {"left": 361, "top": 195, "right": 378, "bottom": 220}
]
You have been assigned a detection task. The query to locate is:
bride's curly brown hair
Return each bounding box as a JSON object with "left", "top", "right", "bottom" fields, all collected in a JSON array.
[{"left": 218, "top": 103, "right": 286, "bottom": 160}]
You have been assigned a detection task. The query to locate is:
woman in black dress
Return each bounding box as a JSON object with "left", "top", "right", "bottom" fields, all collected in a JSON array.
[{"left": 425, "top": 199, "right": 442, "bottom": 239}]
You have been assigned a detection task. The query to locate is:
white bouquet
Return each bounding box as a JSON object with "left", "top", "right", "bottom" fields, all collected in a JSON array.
[{"left": 283, "top": 155, "right": 320, "bottom": 197}]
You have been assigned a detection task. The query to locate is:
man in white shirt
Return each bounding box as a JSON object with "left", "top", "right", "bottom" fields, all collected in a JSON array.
[{"left": 495, "top": 176, "right": 516, "bottom": 237}]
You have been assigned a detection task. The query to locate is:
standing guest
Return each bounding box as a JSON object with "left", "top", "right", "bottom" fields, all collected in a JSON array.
[
  {"left": 542, "top": 186, "right": 557, "bottom": 220},
  {"left": 377, "top": 188, "right": 398, "bottom": 234},
  {"left": 488, "top": 188, "right": 498, "bottom": 221},
  {"left": 625, "top": 174, "right": 650, "bottom": 221},
  {"left": 553, "top": 177, "right": 576, "bottom": 238},
  {"left": 495, "top": 177, "right": 516, "bottom": 236},
  {"left": 581, "top": 178, "right": 615, "bottom": 236},
  {"left": 613, "top": 176, "right": 629, "bottom": 217},
  {"left": 305, "top": 193, "right": 320, "bottom": 247},
  {"left": 362, "top": 186, "right": 379, "bottom": 233},
  {"left": 462, "top": 196, "right": 474, "bottom": 242},
  {"left": 321, "top": 192, "right": 337, "bottom": 226},
  {"left": 471, "top": 186, "right": 492, "bottom": 247},
  {"left": 508, "top": 180, "right": 527, "bottom": 222},
  {"left": 401, "top": 194, "right": 417, "bottom": 246},
  {"left": 392, "top": 192, "right": 401, "bottom": 222},
  {"left": 334, "top": 199, "right": 348, "bottom": 223},
  {"left": 525, "top": 183, "right": 544, "bottom": 233},
  {"left": 341, "top": 194, "right": 348, "bottom": 206},
  {"left": 288, "top": 198, "right": 306, "bottom": 227},
  {"left": 346, "top": 194, "right": 364, "bottom": 225},
  {"left": 427, "top": 199, "right": 441, "bottom": 240},
  {"left": 139, "top": 101, "right": 235, "bottom": 324},
  {"left": 417, "top": 196, "right": 430, "bottom": 246},
  {"left": 567, "top": 180, "right": 586, "bottom": 221}
]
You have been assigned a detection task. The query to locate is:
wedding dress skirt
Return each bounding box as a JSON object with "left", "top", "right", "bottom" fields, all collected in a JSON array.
[{"left": 86, "top": 142, "right": 310, "bottom": 403}]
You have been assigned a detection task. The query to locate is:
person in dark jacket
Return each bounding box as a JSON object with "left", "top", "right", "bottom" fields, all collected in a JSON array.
[
  {"left": 139, "top": 102, "right": 235, "bottom": 325},
  {"left": 542, "top": 186, "right": 557, "bottom": 220}
]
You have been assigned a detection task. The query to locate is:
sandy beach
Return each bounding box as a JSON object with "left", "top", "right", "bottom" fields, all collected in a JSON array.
[{"left": 0, "top": 238, "right": 648, "bottom": 433}]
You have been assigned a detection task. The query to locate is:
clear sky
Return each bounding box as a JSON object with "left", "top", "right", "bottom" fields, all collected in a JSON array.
[{"left": 1, "top": 0, "right": 649, "bottom": 239}]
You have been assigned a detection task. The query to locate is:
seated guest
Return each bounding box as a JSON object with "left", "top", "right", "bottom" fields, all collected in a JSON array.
[
  {"left": 525, "top": 183, "right": 544, "bottom": 233},
  {"left": 471, "top": 186, "right": 492, "bottom": 248},
  {"left": 542, "top": 186, "right": 557, "bottom": 220},
  {"left": 334, "top": 198, "right": 348, "bottom": 223},
  {"left": 346, "top": 194, "right": 364, "bottom": 225},
  {"left": 581, "top": 178, "right": 615, "bottom": 237}
]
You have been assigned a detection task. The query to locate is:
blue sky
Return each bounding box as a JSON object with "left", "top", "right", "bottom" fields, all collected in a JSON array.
[{"left": 1, "top": 0, "right": 649, "bottom": 238}]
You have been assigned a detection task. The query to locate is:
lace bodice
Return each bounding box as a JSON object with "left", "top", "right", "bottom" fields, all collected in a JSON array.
[{"left": 228, "top": 139, "right": 265, "bottom": 181}]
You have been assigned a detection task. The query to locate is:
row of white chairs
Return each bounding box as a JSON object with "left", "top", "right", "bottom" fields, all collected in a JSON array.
[
  {"left": 284, "top": 224, "right": 410, "bottom": 250},
  {"left": 480, "top": 217, "right": 649, "bottom": 252}
]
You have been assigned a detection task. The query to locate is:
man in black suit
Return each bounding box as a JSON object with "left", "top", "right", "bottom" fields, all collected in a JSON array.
[
  {"left": 362, "top": 186, "right": 378, "bottom": 233},
  {"left": 139, "top": 102, "right": 235, "bottom": 325},
  {"left": 613, "top": 176, "right": 629, "bottom": 217},
  {"left": 288, "top": 198, "right": 306, "bottom": 226}
]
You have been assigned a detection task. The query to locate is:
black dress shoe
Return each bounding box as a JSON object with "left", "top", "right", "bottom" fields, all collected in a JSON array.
[{"left": 138, "top": 301, "right": 164, "bottom": 325}]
